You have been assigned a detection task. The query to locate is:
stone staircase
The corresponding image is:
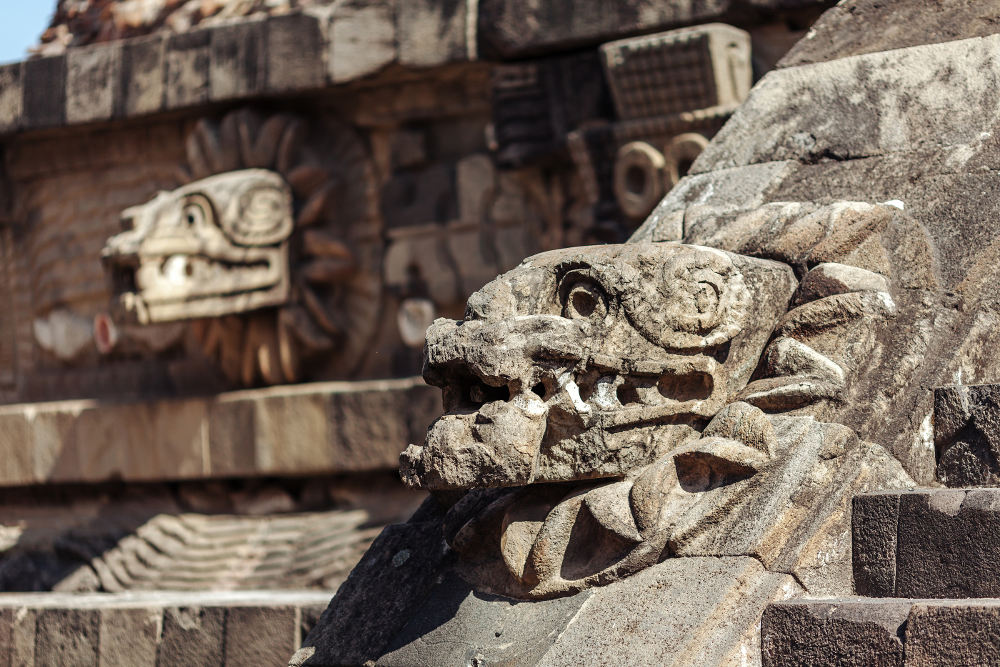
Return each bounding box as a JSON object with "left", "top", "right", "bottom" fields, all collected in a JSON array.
[{"left": 762, "top": 383, "right": 1000, "bottom": 665}]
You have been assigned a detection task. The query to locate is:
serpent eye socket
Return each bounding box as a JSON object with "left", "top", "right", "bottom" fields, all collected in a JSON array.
[
  {"left": 179, "top": 194, "right": 212, "bottom": 230},
  {"left": 559, "top": 273, "right": 609, "bottom": 321}
]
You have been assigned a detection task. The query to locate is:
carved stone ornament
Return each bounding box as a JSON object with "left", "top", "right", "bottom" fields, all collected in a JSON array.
[
  {"left": 102, "top": 109, "right": 382, "bottom": 385},
  {"left": 400, "top": 201, "right": 922, "bottom": 599}
]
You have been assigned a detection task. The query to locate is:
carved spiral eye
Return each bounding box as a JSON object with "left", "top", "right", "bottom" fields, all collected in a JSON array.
[
  {"left": 181, "top": 199, "right": 209, "bottom": 228},
  {"left": 561, "top": 276, "right": 608, "bottom": 321}
]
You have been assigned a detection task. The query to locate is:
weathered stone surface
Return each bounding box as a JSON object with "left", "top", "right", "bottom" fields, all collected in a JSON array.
[
  {"left": 303, "top": 554, "right": 800, "bottom": 666},
  {"left": 0, "top": 377, "right": 438, "bottom": 484},
  {"left": 694, "top": 35, "right": 1000, "bottom": 174},
  {"left": 779, "top": 0, "right": 1000, "bottom": 69},
  {"left": 765, "top": 599, "right": 1000, "bottom": 666},
  {"left": 906, "top": 601, "right": 1000, "bottom": 666},
  {"left": 934, "top": 383, "right": 1000, "bottom": 487},
  {"left": 0, "top": 591, "right": 330, "bottom": 666},
  {"left": 397, "top": 0, "right": 470, "bottom": 67},
  {"left": 164, "top": 30, "right": 210, "bottom": 108},
  {"left": 538, "top": 556, "right": 799, "bottom": 666},
  {"left": 266, "top": 13, "right": 325, "bottom": 91},
  {"left": 852, "top": 492, "right": 898, "bottom": 597},
  {"left": 853, "top": 488, "right": 1000, "bottom": 599},
  {"left": 377, "top": 571, "right": 591, "bottom": 666},
  {"left": 209, "top": 18, "right": 267, "bottom": 100},
  {"left": 477, "top": 0, "right": 829, "bottom": 59},
  {"left": 328, "top": 0, "right": 397, "bottom": 83},
  {"left": 298, "top": 498, "right": 452, "bottom": 665},
  {"left": 21, "top": 55, "right": 66, "bottom": 129},
  {"left": 0, "top": 64, "right": 22, "bottom": 133},
  {"left": 119, "top": 34, "right": 165, "bottom": 116},
  {"left": 66, "top": 43, "right": 121, "bottom": 124},
  {"left": 761, "top": 599, "right": 909, "bottom": 666}
]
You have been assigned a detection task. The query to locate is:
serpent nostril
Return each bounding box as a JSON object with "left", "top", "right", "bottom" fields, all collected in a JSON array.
[{"left": 531, "top": 382, "right": 547, "bottom": 399}]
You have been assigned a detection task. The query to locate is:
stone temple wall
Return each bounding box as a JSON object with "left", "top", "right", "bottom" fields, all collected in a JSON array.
[{"left": 0, "top": 2, "right": 844, "bottom": 664}]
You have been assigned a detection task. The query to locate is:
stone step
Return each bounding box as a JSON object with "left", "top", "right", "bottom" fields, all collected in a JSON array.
[
  {"left": 0, "top": 590, "right": 331, "bottom": 666},
  {"left": 852, "top": 487, "right": 1000, "bottom": 598},
  {"left": 761, "top": 598, "right": 1000, "bottom": 666}
]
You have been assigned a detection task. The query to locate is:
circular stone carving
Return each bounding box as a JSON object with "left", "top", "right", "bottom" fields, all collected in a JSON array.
[
  {"left": 182, "top": 108, "right": 383, "bottom": 386},
  {"left": 665, "top": 132, "right": 710, "bottom": 187},
  {"left": 613, "top": 141, "right": 667, "bottom": 221}
]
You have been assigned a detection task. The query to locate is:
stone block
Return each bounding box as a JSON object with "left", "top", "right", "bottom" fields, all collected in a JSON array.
[
  {"left": 159, "top": 605, "right": 226, "bottom": 666},
  {"left": 601, "top": 24, "right": 751, "bottom": 120},
  {"left": 98, "top": 607, "right": 160, "bottom": 665},
  {"left": 906, "top": 601, "right": 1000, "bottom": 666},
  {"left": 0, "top": 378, "right": 435, "bottom": 486},
  {"left": 455, "top": 153, "right": 495, "bottom": 223},
  {"left": 11, "top": 606, "right": 37, "bottom": 664},
  {"left": 66, "top": 44, "right": 121, "bottom": 124},
  {"left": 381, "top": 164, "right": 457, "bottom": 229},
  {"left": 252, "top": 392, "right": 331, "bottom": 472},
  {"left": 224, "top": 605, "right": 299, "bottom": 666},
  {"left": 0, "top": 63, "right": 23, "bottom": 134},
  {"left": 70, "top": 401, "right": 206, "bottom": 482},
  {"left": 397, "top": 0, "right": 469, "bottom": 68},
  {"left": 852, "top": 492, "right": 899, "bottom": 597},
  {"left": 34, "top": 608, "right": 99, "bottom": 665},
  {"left": 266, "top": 13, "right": 325, "bottom": 92},
  {"left": 761, "top": 599, "right": 908, "bottom": 666},
  {"left": 853, "top": 488, "right": 1000, "bottom": 598},
  {"left": 695, "top": 35, "right": 1000, "bottom": 174},
  {"left": 209, "top": 18, "right": 267, "bottom": 101},
  {"left": 329, "top": 0, "right": 397, "bottom": 83},
  {"left": 0, "top": 412, "right": 35, "bottom": 484},
  {"left": 934, "top": 383, "right": 1000, "bottom": 486},
  {"left": 477, "top": 0, "right": 726, "bottom": 59},
  {"left": 779, "top": 0, "right": 1000, "bottom": 69},
  {"left": 206, "top": 399, "right": 257, "bottom": 477},
  {"left": 165, "top": 30, "right": 210, "bottom": 108},
  {"left": 22, "top": 55, "right": 66, "bottom": 129},
  {"left": 119, "top": 34, "right": 165, "bottom": 116}
]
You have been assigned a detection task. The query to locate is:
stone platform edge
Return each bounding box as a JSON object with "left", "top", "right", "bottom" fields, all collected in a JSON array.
[
  {"left": 0, "top": 590, "right": 334, "bottom": 666},
  {"left": 0, "top": 376, "right": 439, "bottom": 486}
]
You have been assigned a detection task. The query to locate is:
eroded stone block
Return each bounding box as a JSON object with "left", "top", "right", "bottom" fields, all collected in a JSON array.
[
  {"left": 165, "top": 31, "right": 210, "bottom": 108},
  {"left": 934, "top": 383, "right": 1000, "bottom": 487},
  {"left": 0, "top": 63, "right": 23, "bottom": 134},
  {"left": 329, "top": 0, "right": 397, "bottom": 83},
  {"left": 266, "top": 13, "right": 324, "bottom": 92},
  {"left": 66, "top": 44, "right": 120, "bottom": 124},
  {"left": 853, "top": 488, "right": 1000, "bottom": 598},
  {"left": 761, "top": 599, "right": 909, "bottom": 667},
  {"left": 397, "top": 0, "right": 469, "bottom": 68},
  {"left": 22, "top": 55, "right": 66, "bottom": 129},
  {"left": 120, "top": 34, "right": 165, "bottom": 116},
  {"left": 209, "top": 19, "right": 267, "bottom": 100}
]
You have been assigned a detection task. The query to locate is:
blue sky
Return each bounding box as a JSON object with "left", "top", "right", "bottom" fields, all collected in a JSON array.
[{"left": 0, "top": 3, "right": 56, "bottom": 64}]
